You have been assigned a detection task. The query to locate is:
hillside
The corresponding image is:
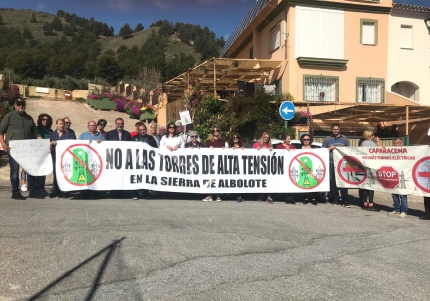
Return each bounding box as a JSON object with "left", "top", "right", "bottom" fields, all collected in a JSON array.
[
  {"left": 0, "top": 8, "right": 201, "bottom": 63},
  {"left": 0, "top": 8, "right": 66, "bottom": 42},
  {"left": 0, "top": 8, "right": 222, "bottom": 86}
]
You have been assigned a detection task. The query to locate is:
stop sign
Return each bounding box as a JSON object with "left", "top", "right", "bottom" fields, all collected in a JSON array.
[{"left": 377, "top": 166, "right": 399, "bottom": 189}]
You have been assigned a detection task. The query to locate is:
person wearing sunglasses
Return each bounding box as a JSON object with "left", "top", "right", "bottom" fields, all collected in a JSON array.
[
  {"left": 228, "top": 133, "right": 246, "bottom": 202},
  {"left": 205, "top": 126, "right": 226, "bottom": 149},
  {"left": 300, "top": 134, "right": 313, "bottom": 150},
  {"left": 97, "top": 119, "right": 108, "bottom": 138},
  {"left": 0, "top": 98, "right": 43, "bottom": 200},
  {"left": 185, "top": 130, "right": 204, "bottom": 148},
  {"left": 228, "top": 133, "right": 244, "bottom": 149},
  {"left": 63, "top": 117, "right": 76, "bottom": 138},
  {"left": 181, "top": 124, "right": 201, "bottom": 148},
  {"left": 159, "top": 122, "right": 181, "bottom": 151},
  {"left": 299, "top": 134, "right": 318, "bottom": 205},
  {"left": 35, "top": 113, "right": 54, "bottom": 197},
  {"left": 203, "top": 126, "right": 226, "bottom": 202}
]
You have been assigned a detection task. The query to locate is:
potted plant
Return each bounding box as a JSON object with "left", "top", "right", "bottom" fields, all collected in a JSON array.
[
  {"left": 92, "top": 93, "right": 117, "bottom": 110},
  {"left": 289, "top": 110, "right": 313, "bottom": 125},
  {"left": 139, "top": 104, "right": 155, "bottom": 121}
]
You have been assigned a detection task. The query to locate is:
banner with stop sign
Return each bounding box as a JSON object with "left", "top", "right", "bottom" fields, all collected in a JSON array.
[{"left": 334, "top": 145, "right": 430, "bottom": 196}]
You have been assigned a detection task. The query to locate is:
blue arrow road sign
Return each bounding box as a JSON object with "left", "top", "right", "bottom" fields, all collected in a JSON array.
[{"left": 279, "top": 101, "right": 296, "bottom": 121}]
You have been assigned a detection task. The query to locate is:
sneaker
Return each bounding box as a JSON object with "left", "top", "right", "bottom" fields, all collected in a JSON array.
[
  {"left": 28, "top": 191, "right": 45, "bottom": 199},
  {"left": 332, "top": 202, "right": 338, "bottom": 207},
  {"left": 20, "top": 184, "right": 28, "bottom": 192},
  {"left": 202, "top": 196, "right": 213, "bottom": 202},
  {"left": 41, "top": 190, "right": 49, "bottom": 197},
  {"left": 133, "top": 196, "right": 138, "bottom": 200},
  {"left": 49, "top": 191, "right": 57, "bottom": 198},
  {"left": 303, "top": 199, "right": 308, "bottom": 205},
  {"left": 399, "top": 212, "right": 407, "bottom": 218},
  {"left": 343, "top": 203, "right": 351, "bottom": 208},
  {"left": 237, "top": 197, "right": 242, "bottom": 203},
  {"left": 419, "top": 214, "right": 430, "bottom": 220},
  {"left": 388, "top": 211, "right": 400, "bottom": 216},
  {"left": 216, "top": 197, "right": 222, "bottom": 202},
  {"left": 266, "top": 196, "right": 274, "bottom": 204},
  {"left": 11, "top": 192, "right": 26, "bottom": 200}
]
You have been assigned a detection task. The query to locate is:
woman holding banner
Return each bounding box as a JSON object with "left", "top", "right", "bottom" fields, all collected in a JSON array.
[
  {"left": 36, "top": 113, "right": 53, "bottom": 197},
  {"left": 300, "top": 134, "right": 318, "bottom": 205},
  {"left": 49, "top": 118, "right": 76, "bottom": 198},
  {"left": 228, "top": 133, "right": 245, "bottom": 202},
  {"left": 202, "top": 126, "right": 225, "bottom": 202},
  {"left": 253, "top": 132, "right": 274, "bottom": 204},
  {"left": 159, "top": 122, "right": 181, "bottom": 151},
  {"left": 360, "top": 130, "right": 380, "bottom": 211},
  {"left": 277, "top": 134, "right": 296, "bottom": 204}
]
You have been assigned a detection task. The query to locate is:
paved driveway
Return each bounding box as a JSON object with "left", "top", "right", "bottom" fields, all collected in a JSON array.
[{"left": 0, "top": 192, "right": 429, "bottom": 301}]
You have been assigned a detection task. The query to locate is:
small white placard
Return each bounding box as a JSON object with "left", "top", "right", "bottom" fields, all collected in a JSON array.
[
  {"left": 36, "top": 87, "right": 50, "bottom": 94},
  {"left": 9, "top": 139, "right": 52, "bottom": 176},
  {"left": 179, "top": 111, "right": 192, "bottom": 125}
]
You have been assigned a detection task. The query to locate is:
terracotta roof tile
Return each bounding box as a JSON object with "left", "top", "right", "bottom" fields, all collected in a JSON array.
[{"left": 393, "top": 3, "right": 430, "bottom": 13}]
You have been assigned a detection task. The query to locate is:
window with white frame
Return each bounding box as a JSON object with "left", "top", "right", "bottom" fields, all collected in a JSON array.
[
  {"left": 356, "top": 78, "right": 385, "bottom": 103},
  {"left": 400, "top": 25, "right": 413, "bottom": 49},
  {"left": 270, "top": 26, "right": 281, "bottom": 52},
  {"left": 361, "top": 19, "right": 378, "bottom": 45},
  {"left": 304, "top": 75, "right": 338, "bottom": 102}
]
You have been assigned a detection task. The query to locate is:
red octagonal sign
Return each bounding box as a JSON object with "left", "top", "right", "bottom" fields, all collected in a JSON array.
[{"left": 377, "top": 166, "right": 399, "bottom": 189}]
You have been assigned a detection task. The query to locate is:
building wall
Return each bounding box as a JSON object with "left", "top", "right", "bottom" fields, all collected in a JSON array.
[
  {"left": 285, "top": 5, "right": 389, "bottom": 104},
  {"left": 387, "top": 11, "right": 430, "bottom": 105}
]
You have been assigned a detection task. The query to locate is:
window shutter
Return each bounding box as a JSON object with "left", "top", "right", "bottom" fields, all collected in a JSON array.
[
  {"left": 362, "top": 23, "right": 375, "bottom": 45},
  {"left": 400, "top": 25, "right": 413, "bottom": 49}
]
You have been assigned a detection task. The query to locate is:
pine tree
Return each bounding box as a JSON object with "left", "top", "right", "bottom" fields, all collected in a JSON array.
[
  {"left": 30, "top": 13, "right": 37, "bottom": 23},
  {"left": 22, "top": 27, "right": 33, "bottom": 39},
  {"left": 135, "top": 23, "right": 144, "bottom": 32},
  {"left": 51, "top": 16, "right": 63, "bottom": 31},
  {"left": 42, "top": 22, "right": 54, "bottom": 36},
  {"left": 119, "top": 23, "right": 133, "bottom": 39}
]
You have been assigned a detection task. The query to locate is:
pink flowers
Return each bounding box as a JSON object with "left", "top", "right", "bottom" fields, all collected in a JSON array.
[{"left": 295, "top": 110, "right": 313, "bottom": 120}]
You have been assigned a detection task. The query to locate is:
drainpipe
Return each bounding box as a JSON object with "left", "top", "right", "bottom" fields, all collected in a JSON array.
[{"left": 405, "top": 105, "right": 409, "bottom": 146}]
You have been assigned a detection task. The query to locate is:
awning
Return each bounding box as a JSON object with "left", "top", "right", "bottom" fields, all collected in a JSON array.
[
  {"left": 165, "top": 58, "right": 284, "bottom": 101},
  {"left": 293, "top": 102, "right": 430, "bottom": 123}
]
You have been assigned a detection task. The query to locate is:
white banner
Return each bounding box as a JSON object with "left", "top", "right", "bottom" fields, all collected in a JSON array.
[
  {"left": 334, "top": 146, "right": 430, "bottom": 197},
  {"left": 55, "top": 140, "right": 330, "bottom": 193},
  {"left": 10, "top": 139, "right": 53, "bottom": 176}
]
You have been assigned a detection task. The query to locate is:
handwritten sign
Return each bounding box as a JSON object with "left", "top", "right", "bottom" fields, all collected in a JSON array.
[
  {"left": 9, "top": 139, "right": 52, "bottom": 176},
  {"left": 179, "top": 111, "right": 192, "bottom": 125}
]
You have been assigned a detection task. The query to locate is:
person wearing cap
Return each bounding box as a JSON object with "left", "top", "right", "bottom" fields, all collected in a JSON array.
[{"left": 0, "top": 99, "right": 42, "bottom": 200}]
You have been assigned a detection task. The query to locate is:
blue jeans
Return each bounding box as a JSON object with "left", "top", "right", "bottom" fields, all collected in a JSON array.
[
  {"left": 329, "top": 162, "right": 348, "bottom": 204},
  {"left": 9, "top": 155, "right": 36, "bottom": 193},
  {"left": 392, "top": 194, "right": 408, "bottom": 213}
]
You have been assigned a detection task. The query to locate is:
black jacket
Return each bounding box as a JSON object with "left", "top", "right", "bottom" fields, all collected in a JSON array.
[
  {"left": 105, "top": 129, "right": 132, "bottom": 141},
  {"left": 135, "top": 134, "right": 158, "bottom": 148}
]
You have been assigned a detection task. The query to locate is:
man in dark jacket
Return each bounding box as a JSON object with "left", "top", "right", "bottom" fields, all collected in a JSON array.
[
  {"left": 105, "top": 118, "right": 132, "bottom": 141},
  {"left": 0, "top": 99, "right": 42, "bottom": 199},
  {"left": 133, "top": 123, "right": 157, "bottom": 200},
  {"left": 134, "top": 124, "right": 158, "bottom": 148}
]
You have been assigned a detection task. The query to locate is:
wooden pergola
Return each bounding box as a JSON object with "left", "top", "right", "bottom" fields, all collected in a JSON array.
[
  {"left": 294, "top": 101, "right": 430, "bottom": 144},
  {"left": 165, "top": 58, "right": 283, "bottom": 101}
]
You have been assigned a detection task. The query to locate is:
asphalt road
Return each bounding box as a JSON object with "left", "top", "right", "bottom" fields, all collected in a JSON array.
[{"left": 1, "top": 191, "right": 430, "bottom": 301}]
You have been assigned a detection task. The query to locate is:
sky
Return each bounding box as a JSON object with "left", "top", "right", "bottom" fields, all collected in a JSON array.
[
  {"left": 0, "top": 0, "right": 428, "bottom": 40},
  {"left": 0, "top": 0, "right": 255, "bottom": 40}
]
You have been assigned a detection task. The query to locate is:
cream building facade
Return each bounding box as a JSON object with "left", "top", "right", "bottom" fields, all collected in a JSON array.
[{"left": 387, "top": 4, "right": 430, "bottom": 105}]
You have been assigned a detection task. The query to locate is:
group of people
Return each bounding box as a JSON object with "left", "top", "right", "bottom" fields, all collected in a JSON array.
[{"left": 1, "top": 98, "right": 430, "bottom": 220}]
